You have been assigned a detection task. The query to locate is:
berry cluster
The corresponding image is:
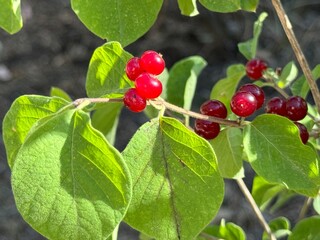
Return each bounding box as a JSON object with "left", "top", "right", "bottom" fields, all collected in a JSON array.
[
  {"left": 123, "top": 50, "right": 165, "bottom": 112},
  {"left": 266, "top": 96, "right": 309, "bottom": 143},
  {"left": 194, "top": 58, "right": 309, "bottom": 144},
  {"left": 194, "top": 100, "right": 227, "bottom": 140}
]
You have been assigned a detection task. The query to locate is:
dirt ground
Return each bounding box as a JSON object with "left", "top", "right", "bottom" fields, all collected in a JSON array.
[{"left": 0, "top": 0, "right": 319, "bottom": 239}]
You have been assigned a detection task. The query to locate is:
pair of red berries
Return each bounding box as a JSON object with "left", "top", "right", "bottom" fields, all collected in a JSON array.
[
  {"left": 231, "top": 83, "right": 265, "bottom": 117},
  {"left": 194, "top": 100, "right": 227, "bottom": 140},
  {"left": 123, "top": 50, "right": 165, "bottom": 112},
  {"left": 194, "top": 83, "right": 265, "bottom": 140},
  {"left": 265, "top": 96, "right": 309, "bottom": 143},
  {"left": 229, "top": 59, "right": 267, "bottom": 118}
]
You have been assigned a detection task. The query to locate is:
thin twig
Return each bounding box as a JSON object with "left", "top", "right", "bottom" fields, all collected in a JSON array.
[
  {"left": 236, "top": 179, "right": 276, "bottom": 240},
  {"left": 298, "top": 197, "right": 312, "bottom": 221},
  {"left": 270, "top": 0, "right": 320, "bottom": 113},
  {"left": 73, "top": 97, "right": 243, "bottom": 127},
  {"left": 154, "top": 98, "right": 242, "bottom": 127}
]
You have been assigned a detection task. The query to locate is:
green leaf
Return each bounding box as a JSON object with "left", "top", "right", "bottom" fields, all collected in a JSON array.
[
  {"left": 199, "top": 0, "right": 241, "bottom": 13},
  {"left": 71, "top": 0, "right": 163, "bottom": 46},
  {"left": 122, "top": 117, "right": 224, "bottom": 239},
  {"left": 50, "top": 87, "right": 73, "bottom": 102},
  {"left": 177, "top": 0, "right": 199, "bottom": 16},
  {"left": 240, "top": 0, "right": 259, "bottom": 12},
  {"left": 290, "top": 64, "right": 320, "bottom": 98},
  {"left": 12, "top": 109, "right": 132, "bottom": 240},
  {"left": 252, "top": 175, "right": 286, "bottom": 210},
  {"left": 210, "top": 127, "right": 244, "bottom": 179},
  {"left": 86, "top": 42, "right": 134, "bottom": 98},
  {"left": 243, "top": 114, "right": 320, "bottom": 196},
  {"left": 278, "top": 61, "right": 298, "bottom": 88},
  {"left": 3, "top": 95, "right": 69, "bottom": 168},
  {"left": 313, "top": 194, "right": 320, "bottom": 215},
  {"left": 210, "top": 64, "right": 246, "bottom": 113},
  {"left": 238, "top": 12, "right": 268, "bottom": 60},
  {"left": 289, "top": 216, "right": 320, "bottom": 240},
  {"left": 166, "top": 56, "right": 207, "bottom": 111},
  {"left": 199, "top": 220, "right": 246, "bottom": 240},
  {"left": 0, "top": 0, "right": 23, "bottom": 34},
  {"left": 91, "top": 103, "right": 123, "bottom": 145},
  {"left": 263, "top": 217, "right": 291, "bottom": 240}
]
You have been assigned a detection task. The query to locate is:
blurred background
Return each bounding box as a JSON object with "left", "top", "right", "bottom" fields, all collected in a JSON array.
[{"left": 0, "top": 0, "right": 319, "bottom": 239}]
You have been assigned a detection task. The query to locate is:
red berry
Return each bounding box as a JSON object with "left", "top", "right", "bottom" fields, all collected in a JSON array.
[
  {"left": 294, "top": 122, "right": 309, "bottom": 144},
  {"left": 246, "top": 59, "right": 268, "bottom": 80},
  {"left": 126, "top": 57, "right": 144, "bottom": 81},
  {"left": 194, "top": 119, "right": 220, "bottom": 140},
  {"left": 265, "top": 97, "right": 287, "bottom": 116},
  {"left": 230, "top": 91, "right": 257, "bottom": 117},
  {"left": 200, "top": 100, "right": 227, "bottom": 119},
  {"left": 135, "top": 72, "right": 162, "bottom": 99},
  {"left": 238, "top": 84, "right": 265, "bottom": 109},
  {"left": 123, "top": 88, "right": 146, "bottom": 112},
  {"left": 286, "top": 96, "right": 308, "bottom": 121},
  {"left": 139, "top": 50, "right": 165, "bottom": 75}
]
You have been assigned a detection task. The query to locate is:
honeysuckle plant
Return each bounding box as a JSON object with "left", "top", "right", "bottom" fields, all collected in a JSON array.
[{"left": 1, "top": 0, "right": 320, "bottom": 239}]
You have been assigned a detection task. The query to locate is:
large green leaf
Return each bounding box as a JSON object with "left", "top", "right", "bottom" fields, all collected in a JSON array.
[
  {"left": 244, "top": 114, "right": 320, "bottom": 196},
  {"left": 177, "top": 0, "right": 199, "bottom": 16},
  {"left": 210, "top": 64, "right": 246, "bottom": 113},
  {"left": 0, "top": 0, "right": 22, "bottom": 34},
  {"left": 12, "top": 109, "right": 132, "bottom": 240},
  {"left": 91, "top": 103, "right": 123, "bottom": 145},
  {"left": 166, "top": 56, "right": 207, "bottom": 111},
  {"left": 122, "top": 117, "right": 224, "bottom": 239},
  {"left": 86, "top": 42, "right": 134, "bottom": 98},
  {"left": 3, "top": 95, "right": 70, "bottom": 168},
  {"left": 238, "top": 12, "right": 268, "bottom": 60},
  {"left": 290, "top": 64, "right": 320, "bottom": 98},
  {"left": 289, "top": 216, "right": 320, "bottom": 240},
  {"left": 71, "top": 0, "right": 163, "bottom": 46},
  {"left": 210, "top": 127, "right": 244, "bottom": 179}
]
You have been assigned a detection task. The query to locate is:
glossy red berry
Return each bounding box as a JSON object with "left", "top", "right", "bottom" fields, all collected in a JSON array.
[
  {"left": 135, "top": 72, "right": 162, "bottom": 99},
  {"left": 294, "top": 122, "right": 309, "bottom": 144},
  {"left": 126, "top": 57, "right": 144, "bottom": 81},
  {"left": 286, "top": 96, "right": 308, "bottom": 121},
  {"left": 123, "top": 88, "right": 147, "bottom": 112},
  {"left": 230, "top": 91, "right": 257, "bottom": 117},
  {"left": 265, "top": 97, "right": 287, "bottom": 116},
  {"left": 139, "top": 50, "right": 165, "bottom": 75},
  {"left": 200, "top": 100, "right": 227, "bottom": 119},
  {"left": 246, "top": 59, "right": 268, "bottom": 80},
  {"left": 238, "top": 84, "right": 265, "bottom": 109},
  {"left": 194, "top": 119, "right": 220, "bottom": 140}
]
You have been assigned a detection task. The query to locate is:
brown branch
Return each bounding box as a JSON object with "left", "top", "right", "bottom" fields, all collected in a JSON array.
[
  {"left": 73, "top": 97, "right": 243, "bottom": 127},
  {"left": 236, "top": 179, "right": 276, "bottom": 240},
  {"left": 270, "top": 0, "right": 320, "bottom": 113}
]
